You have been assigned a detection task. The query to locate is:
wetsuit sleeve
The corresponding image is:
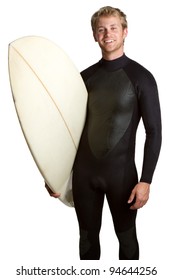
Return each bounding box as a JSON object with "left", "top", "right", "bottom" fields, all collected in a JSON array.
[{"left": 138, "top": 74, "right": 162, "bottom": 183}]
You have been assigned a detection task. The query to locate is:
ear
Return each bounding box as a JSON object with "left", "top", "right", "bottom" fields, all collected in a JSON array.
[{"left": 123, "top": 28, "right": 128, "bottom": 40}]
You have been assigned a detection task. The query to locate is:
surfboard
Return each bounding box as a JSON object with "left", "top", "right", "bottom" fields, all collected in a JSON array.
[{"left": 8, "top": 36, "right": 87, "bottom": 207}]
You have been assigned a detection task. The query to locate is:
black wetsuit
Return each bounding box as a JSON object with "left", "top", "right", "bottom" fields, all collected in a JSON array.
[{"left": 72, "top": 54, "right": 162, "bottom": 260}]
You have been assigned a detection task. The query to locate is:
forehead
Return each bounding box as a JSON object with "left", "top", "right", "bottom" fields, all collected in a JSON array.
[{"left": 96, "top": 15, "right": 122, "bottom": 27}]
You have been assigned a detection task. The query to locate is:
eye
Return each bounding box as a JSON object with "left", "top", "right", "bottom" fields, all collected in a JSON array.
[
  {"left": 111, "top": 27, "right": 117, "bottom": 31},
  {"left": 97, "top": 28, "right": 105, "bottom": 33}
]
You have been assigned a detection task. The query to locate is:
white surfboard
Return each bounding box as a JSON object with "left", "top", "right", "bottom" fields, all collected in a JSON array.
[{"left": 8, "top": 36, "right": 87, "bottom": 207}]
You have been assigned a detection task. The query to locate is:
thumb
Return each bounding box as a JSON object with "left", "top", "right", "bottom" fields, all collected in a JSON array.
[{"left": 128, "top": 189, "right": 136, "bottom": 204}]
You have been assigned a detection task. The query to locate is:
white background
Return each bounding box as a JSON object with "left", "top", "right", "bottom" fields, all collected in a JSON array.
[{"left": 0, "top": 0, "right": 172, "bottom": 279}]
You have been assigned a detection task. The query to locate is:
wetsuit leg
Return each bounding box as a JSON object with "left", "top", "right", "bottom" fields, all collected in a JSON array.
[
  {"left": 72, "top": 172, "right": 105, "bottom": 260},
  {"left": 106, "top": 162, "right": 139, "bottom": 260}
]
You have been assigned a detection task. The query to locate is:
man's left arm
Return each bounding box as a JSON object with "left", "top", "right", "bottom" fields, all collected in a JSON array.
[{"left": 128, "top": 70, "right": 162, "bottom": 210}]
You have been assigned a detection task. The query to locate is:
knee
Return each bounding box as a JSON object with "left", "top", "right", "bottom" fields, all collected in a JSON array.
[
  {"left": 79, "top": 229, "right": 100, "bottom": 260},
  {"left": 80, "top": 229, "right": 91, "bottom": 257},
  {"left": 116, "top": 226, "right": 139, "bottom": 260}
]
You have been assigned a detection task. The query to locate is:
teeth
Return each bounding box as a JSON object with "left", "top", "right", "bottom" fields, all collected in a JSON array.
[{"left": 104, "top": 40, "right": 113, "bottom": 43}]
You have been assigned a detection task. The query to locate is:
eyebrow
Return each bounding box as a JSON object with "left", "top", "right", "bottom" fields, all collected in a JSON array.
[{"left": 97, "top": 23, "right": 119, "bottom": 28}]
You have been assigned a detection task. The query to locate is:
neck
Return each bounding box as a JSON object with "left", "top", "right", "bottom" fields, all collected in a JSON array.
[{"left": 102, "top": 49, "right": 124, "bottom": 61}]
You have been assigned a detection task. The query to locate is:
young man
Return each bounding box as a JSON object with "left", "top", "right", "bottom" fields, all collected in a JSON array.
[
  {"left": 72, "top": 6, "right": 162, "bottom": 260},
  {"left": 48, "top": 6, "right": 162, "bottom": 260}
]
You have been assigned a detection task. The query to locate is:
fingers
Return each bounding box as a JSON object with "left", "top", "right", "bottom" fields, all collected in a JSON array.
[
  {"left": 129, "top": 198, "right": 148, "bottom": 210},
  {"left": 129, "top": 193, "right": 149, "bottom": 210},
  {"left": 45, "top": 182, "right": 61, "bottom": 198},
  {"left": 127, "top": 182, "right": 150, "bottom": 210},
  {"left": 50, "top": 192, "right": 61, "bottom": 198}
]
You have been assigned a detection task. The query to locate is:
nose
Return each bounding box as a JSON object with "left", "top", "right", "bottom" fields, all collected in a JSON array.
[{"left": 104, "top": 29, "right": 111, "bottom": 37}]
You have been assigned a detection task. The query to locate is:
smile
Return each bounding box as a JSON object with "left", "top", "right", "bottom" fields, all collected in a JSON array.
[{"left": 104, "top": 39, "right": 114, "bottom": 43}]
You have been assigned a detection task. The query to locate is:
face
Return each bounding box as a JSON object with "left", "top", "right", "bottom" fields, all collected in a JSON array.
[{"left": 94, "top": 15, "right": 128, "bottom": 60}]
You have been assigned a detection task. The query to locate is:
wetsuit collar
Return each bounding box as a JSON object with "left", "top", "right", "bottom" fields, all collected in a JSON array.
[{"left": 99, "top": 54, "right": 128, "bottom": 71}]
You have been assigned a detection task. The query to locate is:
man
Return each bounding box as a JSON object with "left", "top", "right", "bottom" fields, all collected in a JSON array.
[{"left": 47, "top": 6, "right": 162, "bottom": 260}]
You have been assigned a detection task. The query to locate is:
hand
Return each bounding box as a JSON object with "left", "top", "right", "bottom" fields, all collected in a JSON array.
[
  {"left": 127, "top": 182, "right": 150, "bottom": 210},
  {"left": 45, "top": 182, "right": 61, "bottom": 198}
]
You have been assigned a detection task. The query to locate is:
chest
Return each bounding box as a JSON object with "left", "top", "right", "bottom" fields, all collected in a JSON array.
[{"left": 87, "top": 69, "right": 136, "bottom": 117}]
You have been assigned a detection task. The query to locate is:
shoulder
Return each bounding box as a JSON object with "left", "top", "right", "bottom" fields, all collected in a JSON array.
[
  {"left": 80, "top": 62, "right": 100, "bottom": 83},
  {"left": 124, "top": 57, "right": 157, "bottom": 87}
]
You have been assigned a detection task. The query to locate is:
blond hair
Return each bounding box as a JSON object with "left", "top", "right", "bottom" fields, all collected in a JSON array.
[{"left": 91, "top": 6, "right": 128, "bottom": 33}]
